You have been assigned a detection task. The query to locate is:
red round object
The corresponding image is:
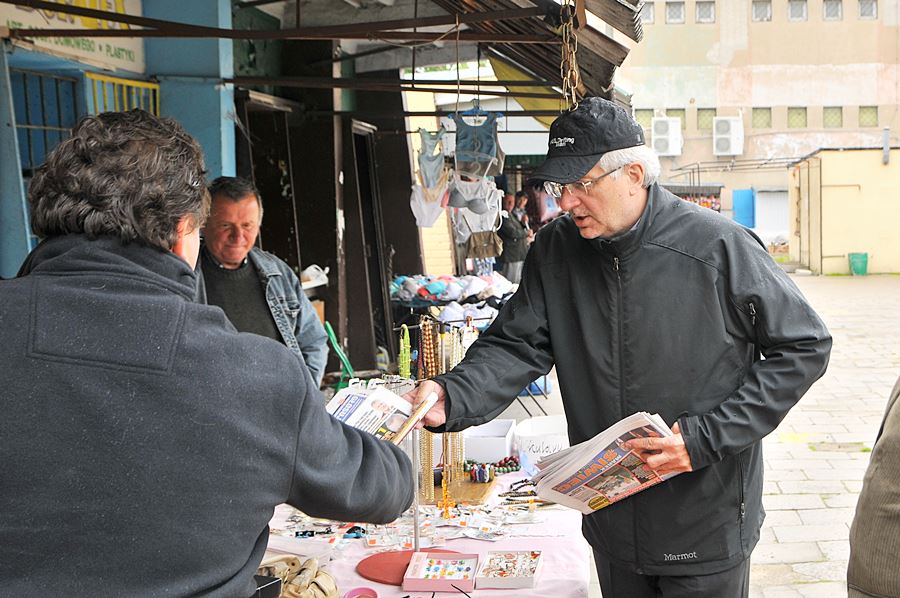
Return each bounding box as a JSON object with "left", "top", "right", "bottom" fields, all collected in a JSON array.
[{"left": 356, "top": 549, "right": 461, "bottom": 585}]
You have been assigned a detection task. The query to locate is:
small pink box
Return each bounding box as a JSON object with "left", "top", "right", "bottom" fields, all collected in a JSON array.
[{"left": 401, "top": 552, "right": 479, "bottom": 592}]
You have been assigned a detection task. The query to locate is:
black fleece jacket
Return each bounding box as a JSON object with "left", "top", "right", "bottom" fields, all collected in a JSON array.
[
  {"left": 0, "top": 235, "right": 412, "bottom": 597},
  {"left": 436, "top": 184, "right": 831, "bottom": 575}
]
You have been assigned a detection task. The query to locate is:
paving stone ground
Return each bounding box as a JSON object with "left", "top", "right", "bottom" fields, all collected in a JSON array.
[
  {"left": 497, "top": 274, "right": 900, "bottom": 597},
  {"left": 749, "top": 274, "right": 900, "bottom": 598}
]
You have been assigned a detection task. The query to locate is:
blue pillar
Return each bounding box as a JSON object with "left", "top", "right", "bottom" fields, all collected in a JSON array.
[
  {"left": 144, "top": 0, "right": 235, "bottom": 177},
  {"left": 0, "top": 44, "right": 29, "bottom": 278}
]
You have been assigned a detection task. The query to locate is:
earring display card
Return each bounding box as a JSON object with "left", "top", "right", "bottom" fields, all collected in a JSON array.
[
  {"left": 475, "top": 550, "right": 543, "bottom": 589},
  {"left": 401, "top": 552, "right": 479, "bottom": 592}
]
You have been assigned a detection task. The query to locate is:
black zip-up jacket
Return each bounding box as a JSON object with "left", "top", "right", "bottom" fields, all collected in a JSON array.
[
  {"left": 0, "top": 235, "right": 413, "bottom": 596},
  {"left": 436, "top": 184, "right": 831, "bottom": 575}
]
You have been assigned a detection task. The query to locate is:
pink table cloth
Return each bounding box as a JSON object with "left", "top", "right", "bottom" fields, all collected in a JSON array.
[{"left": 268, "top": 475, "right": 592, "bottom": 597}]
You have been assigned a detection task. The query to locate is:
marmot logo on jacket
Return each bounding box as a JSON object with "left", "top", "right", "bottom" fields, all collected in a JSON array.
[{"left": 663, "top": 552, "right": 698, "bottom": 562}]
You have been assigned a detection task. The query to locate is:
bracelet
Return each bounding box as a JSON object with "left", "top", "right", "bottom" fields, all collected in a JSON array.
[
  {"left": 499, "top": 489, "right": 537, "bottom": 498},
  {"left": 509, "top": 479, "right": 536, "bottom": 492}
]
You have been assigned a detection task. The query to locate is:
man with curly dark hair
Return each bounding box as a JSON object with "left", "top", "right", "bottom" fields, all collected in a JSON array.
[{"left": 0, "top": 109, "right": 413, "bottom": 596}]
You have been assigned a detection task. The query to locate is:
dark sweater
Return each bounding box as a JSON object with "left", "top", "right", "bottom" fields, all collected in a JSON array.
[
  {"left": 200, "top": 247, "right": 280, "bottom": 343},
  {"left": 0, "top": 235, "right": 413, "bottom": 597}
]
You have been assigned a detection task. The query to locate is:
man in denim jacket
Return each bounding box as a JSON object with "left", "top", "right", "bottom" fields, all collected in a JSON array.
[{"left": 199, "top": 177, "right": 328, "bottom": 386}]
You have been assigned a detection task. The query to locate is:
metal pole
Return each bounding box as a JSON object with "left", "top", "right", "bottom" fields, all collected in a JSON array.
[{"left": 410, "top": 428, "right": 421, "bottom": 553}]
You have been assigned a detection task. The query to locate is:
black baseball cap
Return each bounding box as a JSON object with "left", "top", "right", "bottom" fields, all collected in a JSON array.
[{"left": 530, "top": 97, "right": 645, "bottom": 184}]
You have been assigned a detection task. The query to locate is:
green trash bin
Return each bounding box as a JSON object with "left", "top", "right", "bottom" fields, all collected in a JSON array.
[{"left": 848, "top": 252, "right": 868, "bottom": 276}]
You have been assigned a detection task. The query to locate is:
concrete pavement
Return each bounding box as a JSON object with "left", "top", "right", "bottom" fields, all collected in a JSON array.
[
  {"left": 497, "top": 274, "right": 900, "bottom": 597},
  {"left": 749, "top": 274, "right": 900, "bottom": 598}
]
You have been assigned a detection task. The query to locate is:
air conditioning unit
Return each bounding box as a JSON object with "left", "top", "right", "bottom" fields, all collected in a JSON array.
[
  {"left": 713, "top": 116, "right": 744, "bottom": 156},
  {"left": 651, "top": 117, "right": 683, "bottom": 157}
]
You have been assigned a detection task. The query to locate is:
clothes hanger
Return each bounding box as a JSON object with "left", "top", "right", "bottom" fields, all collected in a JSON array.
[
  {"left": 461, "top": 99, "right": 485, "bottom": 117},
  {"left": 456, "top": 47, "right": 504, "bottom": 120}
]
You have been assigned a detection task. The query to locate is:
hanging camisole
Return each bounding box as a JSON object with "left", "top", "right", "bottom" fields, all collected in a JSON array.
[
  {"left": 451, "top": 113, "right": 506, "bottom": 178},
  {"left": 418, "top": 127, "right": 448, "bottom": 190}
]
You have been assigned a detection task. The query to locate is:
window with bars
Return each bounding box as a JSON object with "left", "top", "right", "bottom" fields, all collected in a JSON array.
[
  {"left": 666, "top": 108, "right": 686, "bottom": 129},
  {"left": 634, "top": 109, "right": 654, "bottom": 129},
  {"left": 823, "top": 107, "right": 843, "bottom": 128},
  {"left": 752, "top": 107, "right": 772, "bottom": 128},
  {"left": 640, "top": 2, "right": 655, "bottom": 23},
  {"left": 696, "top": 1, "right": 716, "bottom": 23},
  {"left": 859, "top": 106, "right": 878, "bottom": 127},
  {"left": 697, "top": 108, "right": 717, "bottom": 130},
  {"left": 86, "top": 72, "right": 160, "bottom": 116},
  {"left": 9, "top": 69, "right": 79, "bottom": 178},
  {"left": 788, "top": 107, "right": 808, "bottom": 128},
  {"left": 824, "top": 0, "right": 842, "bottom": 20},
  {"left": 859, "top": 0, "right": 877, "bottom": 18},
  {"left": 666, "top": 1, "right": 685, "bottom": 23},
  {"left": 788, "top": 0, "right": 808, "bottom": 21},
  {"left": 752, "top": 0, "right": 772, "bottom": 21}
]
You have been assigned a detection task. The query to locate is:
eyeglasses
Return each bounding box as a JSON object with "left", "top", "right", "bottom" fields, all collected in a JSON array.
[{"left": 543, "top": 166, "right": 624, "bottom": 200}]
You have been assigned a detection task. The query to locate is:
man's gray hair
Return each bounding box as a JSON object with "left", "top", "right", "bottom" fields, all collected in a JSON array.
[
  {"left": 598, "top": 144, "right": 661, "bottom": 188},
  {"left": 29, "top": 109, "right": 209, "bottom": 250}
]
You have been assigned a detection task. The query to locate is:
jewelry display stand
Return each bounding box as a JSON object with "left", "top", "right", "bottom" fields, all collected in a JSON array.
[
  {"left": 356, "top": 315, "right": 475, "bottom": 585},
  {"left": 356, "top": 428, "right": 460, "bottom": 585}
]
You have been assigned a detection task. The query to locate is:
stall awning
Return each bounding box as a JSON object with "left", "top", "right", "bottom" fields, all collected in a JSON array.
[{"left": 428, "top": 0, "right": 631, "bottom": 100}]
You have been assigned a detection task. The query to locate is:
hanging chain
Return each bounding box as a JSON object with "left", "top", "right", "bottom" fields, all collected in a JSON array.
[{"left": 560, "top": 0, "right": 582, "bottom": 110}]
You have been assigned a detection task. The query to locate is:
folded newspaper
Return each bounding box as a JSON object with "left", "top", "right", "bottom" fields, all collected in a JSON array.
[
  {"left": 325, "top": 384, "right": 437, "bottom": 445},
  {"left": 532, "top": 412, "right": 678, "bottom": 514}
]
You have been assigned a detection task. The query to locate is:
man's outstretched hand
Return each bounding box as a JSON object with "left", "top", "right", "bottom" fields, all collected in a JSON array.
[
  {"left": 621, "top": 422, "right": 693, "bottom": 477},
  {"left": 402, "top": 379, "right": 447, "bottom": 428}
]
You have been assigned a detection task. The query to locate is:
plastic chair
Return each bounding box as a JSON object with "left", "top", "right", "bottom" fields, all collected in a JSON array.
[{"left": 324, "top": 321, "right": 355, "bottom": 391}]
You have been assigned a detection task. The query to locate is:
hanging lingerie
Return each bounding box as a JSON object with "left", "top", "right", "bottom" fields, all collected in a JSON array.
[
  {"left": 409, "top": 183, "right": 446, "bottom": 228},
  {"left": 447, "top": 172, "right": 499, "bottom": 215},
  {"left": 451, "top": 113, "right": 506, "bottom": 178},
  {"left": 450, "top": 186, "right": 502, "bottom": 243},
  {"left": 418, "top": 126, "right": 448, "bottom": 190}
]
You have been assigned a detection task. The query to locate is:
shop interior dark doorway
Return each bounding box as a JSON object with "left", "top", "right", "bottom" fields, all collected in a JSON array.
[
  {"left": 234, "top": 89, "right": 302, "bottom": 273},
  {"left": 344, "top": 120, "right": 395, "bottom": 369}
]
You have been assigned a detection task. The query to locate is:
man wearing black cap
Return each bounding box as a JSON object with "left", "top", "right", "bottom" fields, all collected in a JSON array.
[{"left": 409, "top": 97, "right": 832, "bottom": 597}]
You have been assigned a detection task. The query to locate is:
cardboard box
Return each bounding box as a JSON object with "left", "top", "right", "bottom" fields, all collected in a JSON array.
[
  {"left": 464, "top": 419, "right": 516, "bottom": 464},
  {"left": 430, "top": 419, "right": 517, "bottom": 467},
  {"left": 310, "top": 299, "right": 325, "bottom": 325},
  {"left": 402, "top": 552, "right": 478, "bottom": 592},
  {"left": 476, "top": 550, "right": 542, "bottom": 589},
  {"left": 514, "top": 415, "right": 570, "bottom": 475}
]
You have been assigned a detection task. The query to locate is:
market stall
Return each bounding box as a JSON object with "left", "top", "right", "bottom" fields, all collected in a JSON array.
[{"left": 266, "top": 473, "right": 592, "bottom": 598}]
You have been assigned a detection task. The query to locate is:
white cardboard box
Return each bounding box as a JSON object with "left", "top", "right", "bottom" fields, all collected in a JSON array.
[
  {"left": 431, "top": 419, "right": 517, "bottom": 466},
  {"left": 464, "top": 419, "right": 516, "bottom": 464}
]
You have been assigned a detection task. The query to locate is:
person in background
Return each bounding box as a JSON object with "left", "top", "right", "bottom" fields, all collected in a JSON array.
[
  {"left": 0, "top": 109, "right": 413, "bottom": 596},
  {"left": 512, "top": 190, "right": 530, "bottom": 226},
  {"left": 497, "top": 192, "right": 529, "bottom": 284},
  {"left": 513, "top": 190, "right": 535, "bottom": 245},
  {"left": 847, "top": 374, "right": 900, "bottom": 598},
  {"left": 199, "top": 176, "right": 328, "bottom": 387},
  {"left": 409, "top": 97, "right": 831, "bottom": 598}
]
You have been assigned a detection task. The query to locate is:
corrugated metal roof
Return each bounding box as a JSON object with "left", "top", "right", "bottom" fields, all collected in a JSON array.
[
  {"left": 585, "top": 0, "right": 643, "bottom": 42},
  {"left": 427, "top": 0, "right": 632, "bottom": 99}
]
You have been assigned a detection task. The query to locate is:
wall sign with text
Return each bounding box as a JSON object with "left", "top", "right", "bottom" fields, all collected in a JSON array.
[{"left": 2, "top": 0, "right": 145, "bottom": 73}]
